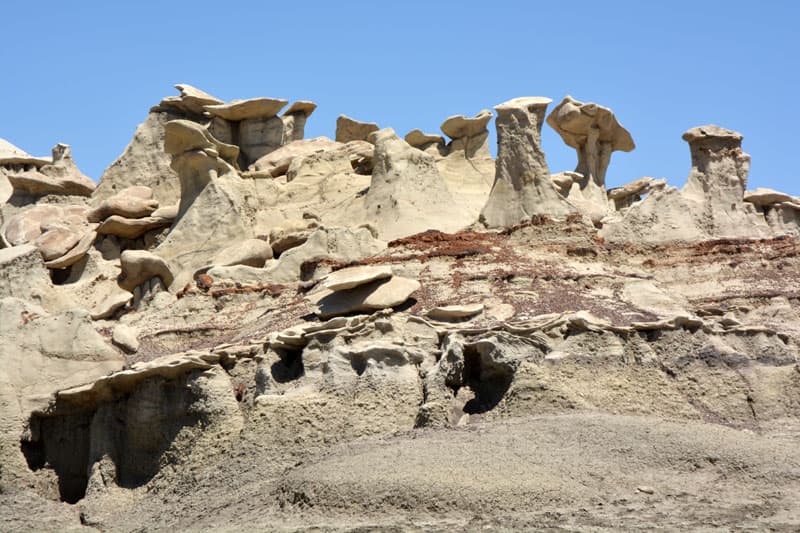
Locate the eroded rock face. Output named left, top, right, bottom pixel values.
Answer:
left=482, top=97, right=574, bottom=227
left=118, top=250, right=174, bottom=292
left=361, top=128, right=473, bottom=240
left=281, top=101, right=317, bottom=143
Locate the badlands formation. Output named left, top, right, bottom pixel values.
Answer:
left=2, top=85, right=800, bottom=531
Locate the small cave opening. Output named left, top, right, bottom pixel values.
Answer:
left=49, top=266, right=73, bottom=285
left=460, top=344, right=515, bottom=415
left=271, top=347, right=305, bottom=383
left=20, top=411, right=93, bottom=504
left=349, top=354, right=367, bottom=376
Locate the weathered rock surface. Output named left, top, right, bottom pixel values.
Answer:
left=358, top=128, right=473, bottom=239
left=281, top=100, right=317, bottom=143
left=482, top=97, right=575, bottom=227
left=204, top=97, right=288, bottom=121
left=211, top=238, right=273, bottom=268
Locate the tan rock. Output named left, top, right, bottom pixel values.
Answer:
left=90, top=288, right=132, bottom=320
left=112, top=324, right=140, bottom=353
left=267, top=219, right=319, bottom=256
left=118, top=250, right=174, bottom=292
left=482, top=97, right=574, bottom=227
left=308, top=276, right=421, bottom=318
left=204, top=97, right=289, bottom=121
left=6, top=144, right=95, bottom=197
left=87, top=187, right=160, bottom=222
left=34, top=227, right=81, bottom=261
left=96, top=214, right=173, bottom=239
left=44, top=229, right=97, bottom=269
left=2, top=204, right=64, bottom=246
left=281, top=101, right=318, bottom=143
left=322, top=265, right=394, bottom=291
left=405, top=129, right=445, bottom=149
left=336, top=115, right=379, bottom=143
left=440, top=109, right=493, bottom=139
left=743, top=188, right=794, bottom=207
left=426, top=303, right=484, bottom=320
left=157, top=84, right=223, bottom=115
left=250, top=137, right=340, bottom=175
left=360, top=128, right=474, bottom=240
left=211, top=239, right=273, bottom=268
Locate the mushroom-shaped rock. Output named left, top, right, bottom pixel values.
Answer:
left=164, top=120, right=240, bottom=216
left=481, top=97, right=575, bottom=227
left=282, top=101, right=318, bottom=143
left=118, top=250, right=174, bottom=292
left=203, top=97, right=289, bottom=121
left=362, top=128, right=473, bottom=239
left=547, top=95, right=634, bottom=188
left=743, top=188, right=795, bottom=207
left=321, top=265, right=393, bottom=291
left=335, top=115, right=379, bottom=144
left=157, top=84, right=223, bottom=115
left=87, top=186, right=160, bottom=222
left=440, top=109, right=493, bottom=159
left=307, top=276, right=420, bottom=319
left=681, top=125, right=750, bottom=204
left=404, top=129, right=445, bottom=149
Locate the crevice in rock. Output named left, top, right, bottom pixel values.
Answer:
left=460, top=344, right=514, bottom=415
left=270, top=347, right=304, bottom=383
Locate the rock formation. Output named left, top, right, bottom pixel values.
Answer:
left=335, top=115, right=379, bottom=143
left=482, top=97, right=575, bottom=227
left=358, top=128, right=473, bottom=239
left=601, top=125, right=771, bottom=243
left=3, top=84, right=800, bottom=532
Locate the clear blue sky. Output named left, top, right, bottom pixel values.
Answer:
left=2, top=1, right=798, bottom=195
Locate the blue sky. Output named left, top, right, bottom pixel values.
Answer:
left=1, top=1, right=798, bottom=194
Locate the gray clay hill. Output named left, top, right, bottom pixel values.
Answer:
left=2, top=86, right=800, bottom=531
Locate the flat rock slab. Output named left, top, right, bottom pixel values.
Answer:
left=204, top=97, right=289, bottom=121
left=0, top=243, right=38, bottom=266
left=97, top=215, right=173, bottom=239
left=426, top=303, right=485, bottom=320
left=309, top=276, right=420, bottom=319
left=322, top=265, right=394, bottom=291
left=744, top=188, right=794, bottom=206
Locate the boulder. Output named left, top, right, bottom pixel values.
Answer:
left=336, top=115, right=379, bottom=143
left=90, top=288, right=133, bottom=320
left=2, top=204, right=66, bottom=246
left=607, top=177, right=667, bottom=210
left=204, top=97, right=289, bottom=121
left=34, top=227, right=81, bottom=261
left=211, top=239, right=273, bottom=268
left=118, top=250, right=174, bottom=292
left=307, top=276, right=421, bottom=319
left=44, top=229, right=97, bottom=269
left=322, top=265, right=393, bottom=291
left=482, top=97, right=575, bottom=227
left=87, top=186, right=160, bottom=222
left=96, top=214, right=173, bottom=239
left=112, top=324, right=140, bottom=353
left=267, top=219, right=319, bottom=256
